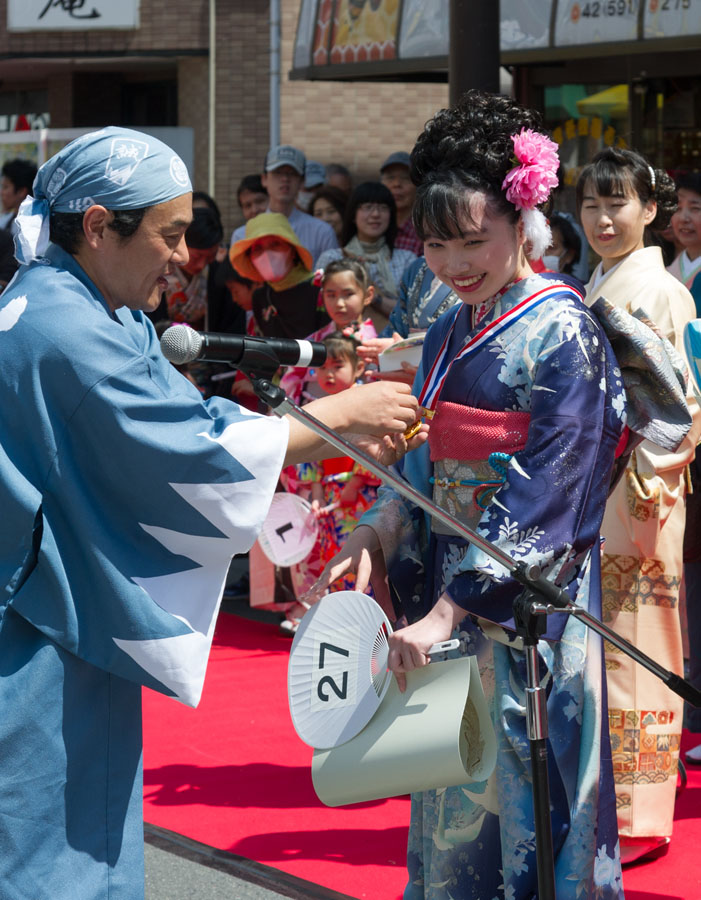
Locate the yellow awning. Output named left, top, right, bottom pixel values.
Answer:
left=576, top=85, right=629, bottom=119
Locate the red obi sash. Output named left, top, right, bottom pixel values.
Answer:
left=428, top=400, right=629, bottom=463
left=428, top=401, right=531, bottom=462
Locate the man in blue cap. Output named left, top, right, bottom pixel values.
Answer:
left=380, top=150, right=423, bottom=256
left=0, top=127, right=420, bottom=899
left=231, top=144, right=338, bottom=265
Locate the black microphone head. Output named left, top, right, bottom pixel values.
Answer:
left=160, top=325, right=202, bottom=365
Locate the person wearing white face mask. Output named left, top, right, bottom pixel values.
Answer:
left=230, top=212, right=330, bottom=340
left=542, top=213, right=582, bottom=279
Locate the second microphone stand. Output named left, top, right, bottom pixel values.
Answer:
left=234, top=354, right=701, bottom=900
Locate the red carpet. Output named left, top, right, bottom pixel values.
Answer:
left=142, top=611, right=701, bottom=899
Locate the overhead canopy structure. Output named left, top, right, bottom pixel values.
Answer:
left=291, top=0, right=701, bottom=81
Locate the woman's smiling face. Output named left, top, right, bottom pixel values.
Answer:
left=579, top=179, right=656, bottom=272
left=422, top=190, right=530, bottom=306
left=672, top=187, right=701, bottom=260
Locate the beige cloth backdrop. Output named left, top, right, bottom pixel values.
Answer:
left=585, top=246, right=700, bottom=838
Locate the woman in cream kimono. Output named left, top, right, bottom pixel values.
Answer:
left=577, top=147, right=701, bottom=864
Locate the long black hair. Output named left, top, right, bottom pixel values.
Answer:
left=341, top=181, right=398, bottom=250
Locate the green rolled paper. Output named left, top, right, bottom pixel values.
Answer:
left=312, top=656, right=496, bottom=807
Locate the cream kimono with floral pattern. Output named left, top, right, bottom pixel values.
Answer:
left=585, top=245, right=701, bottom=840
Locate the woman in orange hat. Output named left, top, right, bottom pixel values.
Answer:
left=230, top=212, right=329, bottom=340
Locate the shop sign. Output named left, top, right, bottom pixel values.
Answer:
left=7, top=0, right=140, bottom=31
left=0, top=113, right=51, bottom=132
left=501, top=0, right=553, bottom=50
left=555, top=1, right=639, bottom=46
left=645, top=0, right=701, bottom=38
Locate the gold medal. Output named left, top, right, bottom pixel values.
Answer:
left=403, top=420, right=423, bottom=440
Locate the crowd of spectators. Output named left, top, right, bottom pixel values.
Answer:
left=2, top=127, right=701, bottom=871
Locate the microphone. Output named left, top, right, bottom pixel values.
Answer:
left=160, top=325, right=327, bottom=368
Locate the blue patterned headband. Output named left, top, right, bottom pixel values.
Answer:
left=15, top=126, right=192, bottom=264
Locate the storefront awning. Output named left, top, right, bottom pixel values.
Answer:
left=576, top=84, right=629, bottom=120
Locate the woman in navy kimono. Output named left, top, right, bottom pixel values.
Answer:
left=309, top=91, right=628, bottom=899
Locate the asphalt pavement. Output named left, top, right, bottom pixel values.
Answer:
left=144, top=825, right=356, bottom=900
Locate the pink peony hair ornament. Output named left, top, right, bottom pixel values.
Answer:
left=312, top=267, right=325, bottom=287
left=502, top=128, right=560, bottom=210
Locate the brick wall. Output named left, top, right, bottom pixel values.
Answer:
left=214, top=0, right=448, bottom=236
left=211, top=1, right=271, bottom=237
left=178, top=56, right=210, bottom=198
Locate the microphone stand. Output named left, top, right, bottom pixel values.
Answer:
left=235, top=355, right=701, bottom=900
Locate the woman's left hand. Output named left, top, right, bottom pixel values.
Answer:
left=388, top=593, right=466, bottom=692
left=371, top=361, right=418, bottom=386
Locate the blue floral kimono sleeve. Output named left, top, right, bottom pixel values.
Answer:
left=442, top=304, right=624, bottom=634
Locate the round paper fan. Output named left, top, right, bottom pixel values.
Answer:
left=257, top=493, right=318, bottom=567
left=288, top=591, right=393, bottom=749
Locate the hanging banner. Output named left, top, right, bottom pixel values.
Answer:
left=292, top=0, right=701, bottom=77
left=8, top=0, right=140, bottom=31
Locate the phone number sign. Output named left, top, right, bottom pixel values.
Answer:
left=645, top=0, right=700, bottom=38
left=556, top=0, right=640, bottom=44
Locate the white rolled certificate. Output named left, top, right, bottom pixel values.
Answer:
left=311, top=655, right=496, bottom=807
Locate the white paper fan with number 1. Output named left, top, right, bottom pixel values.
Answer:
left=257, top=493, right=318, bottom=567
left=288, top=591, right=393, bottom=749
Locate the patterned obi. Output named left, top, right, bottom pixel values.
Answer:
left=428, top=401, right=531, bottom=462
left=428, top=401, right=531, bottom=534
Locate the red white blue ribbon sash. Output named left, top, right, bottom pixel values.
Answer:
left=418, top=281, right=582, bottom=413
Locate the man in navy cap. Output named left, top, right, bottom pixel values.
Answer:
left=231, top=144, right=338, bottom=265
left=297, top=159, right=326, bottom=212
left=380, top=150, right=422, bottom=256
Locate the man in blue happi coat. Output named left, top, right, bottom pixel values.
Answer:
left=0, top=128, right=420, bottom=899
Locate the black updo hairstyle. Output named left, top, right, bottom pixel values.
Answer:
left=575, top=147, right=677, bottom=231
left=410, top=90, right=544, bottom=241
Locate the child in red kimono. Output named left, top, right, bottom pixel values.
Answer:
left=281, top=333, right=381, bottom=634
